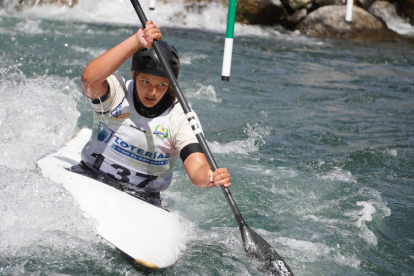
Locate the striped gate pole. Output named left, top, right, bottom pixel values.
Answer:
left=221, top=0, right=237, bottom=81
left=149, top=0, right=156, bottom=10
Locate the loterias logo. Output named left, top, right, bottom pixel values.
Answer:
left=96, top=122, right=114, bottom=143
left=110, top=105, right=130, bottom=119
left=111, top=136, right=170, bottom=165
left=153, top=125, right=169, bottom=138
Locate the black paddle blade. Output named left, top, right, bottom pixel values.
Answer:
left=241, top=225, right=294, bottom=276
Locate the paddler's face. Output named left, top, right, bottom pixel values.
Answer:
left=135, top=73, right=170, bottom=108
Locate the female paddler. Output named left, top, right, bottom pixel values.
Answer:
left=79, top=20, right=231, bottom=206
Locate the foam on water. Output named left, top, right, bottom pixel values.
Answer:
left=0, top=67, right=80, bottom=170
left=187, top=83, right=222, bottom=103
left=370, top=1, right=414, bottom=36
left=209, top=138, right=258, bottom=155
left=355, top=201, right=378, bottom=245
left=1, top=0, right=413, bottom=45
left=0, top=169, right=98, bottom=256
left=71, top=45, right=107, bottom=59
left=279, top=237, right=360, bottom=267
left=343, top=188, right=391, bottom=246
left=0, top=68, right=114, bottom=273
left=208, top=123, right=270, bottom=154
left=4, top=0, right=228, bottom=31
left=15, top=18, right=43, bottom=34
left=385, top=148, right=397, bottom=157
left=0, top=0, right=326, bottom=44
left=180, top=53, right=208, bottom=65
left=318, top=167, right=357, bottom=183
left=263, top=161, right=392, bottom=272
left=160, top=189, right=198, bottom=256
left=267, top=167, right=299, bottom=179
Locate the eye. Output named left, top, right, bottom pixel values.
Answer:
left=157, top=83, right=168, bottom=88
left=141, top=79, right=150, bottom=85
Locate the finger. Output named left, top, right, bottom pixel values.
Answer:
left=214, top=180, right=231, bottom=188
left=153, top=32, right=162, bottom=40
left=144, top=22, right=157, bottom=31
left=143, top=20, right=153, bottom=29
left=144, top=27, right=159, bottom=36
left=213, top=175, right=230, bottom=186
left=144, top=24, right=156, bottom=31
left=213, top=168, right=228, bottom=178
left=144, top=29, right=162, bottom=41
left=147, top=32, right=162, bottom=41
left=146, top=32, right=154, bottom=41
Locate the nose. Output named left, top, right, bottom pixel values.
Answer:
left=147, top=85, right=157, bottom=96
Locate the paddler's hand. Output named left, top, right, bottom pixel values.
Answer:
left=209, top=168, right=231, bottom=188
left=135, top=20, right=162, bottom=49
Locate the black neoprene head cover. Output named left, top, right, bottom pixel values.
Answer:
left=131, top=40, right=180, bottom=78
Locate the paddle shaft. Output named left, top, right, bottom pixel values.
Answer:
left=130, top=0, right=248, bottom=229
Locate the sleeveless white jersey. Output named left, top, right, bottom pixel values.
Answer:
left=81, top=75, right=201, bottom=192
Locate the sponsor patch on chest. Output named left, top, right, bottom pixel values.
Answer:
left=111, top=136, right=170, bottom=165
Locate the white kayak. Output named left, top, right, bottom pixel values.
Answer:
left=37, top=128, right=184, bottom=269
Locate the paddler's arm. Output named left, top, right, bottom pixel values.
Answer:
left=81, top=20, right=162, bottom=99
left=184, top=152, right=231, bottom=188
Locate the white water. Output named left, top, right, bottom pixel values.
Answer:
left=2, top=0, right=413, bottom=37
left=369, top=1, right=414, bottom=36
left=0, top=68, right=102, bottom=272
left=0, top=67, right=80, bottom=170
left=0, top=1, right=412, bottom=275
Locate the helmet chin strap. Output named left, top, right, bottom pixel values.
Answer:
left=133, top=82, right=172, bottom=118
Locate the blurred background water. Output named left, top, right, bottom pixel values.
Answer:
left=1, top=1, right=413, bottom=275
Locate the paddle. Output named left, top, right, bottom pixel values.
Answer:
left=130, top=1, right=294, bottom=275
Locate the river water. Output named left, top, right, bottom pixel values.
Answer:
left=1, top=1, right=413, bottom=275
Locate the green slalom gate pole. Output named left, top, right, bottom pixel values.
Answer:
left=221, top=0, right=237, bottom=81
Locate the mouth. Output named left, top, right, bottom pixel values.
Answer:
left=145, top=97, right=156, bottom=102
left=142, top=97, right=158, bottom=106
